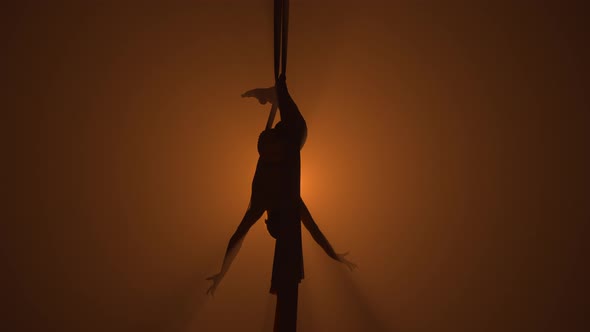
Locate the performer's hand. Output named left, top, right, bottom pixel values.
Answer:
left=206, top=272, right=223, bottom=296
left=336, top=252, right=357, bottom=271
left=241, top=86, right=277, bottom=105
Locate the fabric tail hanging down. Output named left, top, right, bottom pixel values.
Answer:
left=269, top=1, right=303, bottom=332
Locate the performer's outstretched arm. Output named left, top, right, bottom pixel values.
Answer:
left=300, top=199, right=357, bottom=271
left=207, top=206, right=265, bottom=295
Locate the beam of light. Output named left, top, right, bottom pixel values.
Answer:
left=261, top=294, right=277, bottom=332
left=327, top=265, right=393, bottom=331
left=304, top=243, right=393, bottom=332
left=135, top=259, right=220, bottom=332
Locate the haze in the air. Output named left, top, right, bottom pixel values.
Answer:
left=3, top=1, right=587, bottom=331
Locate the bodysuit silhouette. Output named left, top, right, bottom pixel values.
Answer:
left=207, top=75, right=355, bottom=297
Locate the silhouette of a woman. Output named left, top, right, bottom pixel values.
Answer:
left=207, top=75, right=355, bottom=331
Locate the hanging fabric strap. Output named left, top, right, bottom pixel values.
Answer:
left=274, top=0, right=288, bottom=80
left=266, top=0, right=289, bottom=130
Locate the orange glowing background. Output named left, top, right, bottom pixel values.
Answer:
left=4, top=1, right=588, bottom=332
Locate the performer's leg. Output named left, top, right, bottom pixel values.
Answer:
left=273, top=282, right=299, bottom=332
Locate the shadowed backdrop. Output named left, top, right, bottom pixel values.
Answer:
left=4, top=1, right=588, bottom=331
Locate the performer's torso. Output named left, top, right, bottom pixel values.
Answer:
left=253, top=122, right=306, bottom=293
left=252, top=126, right=301, bottom=210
